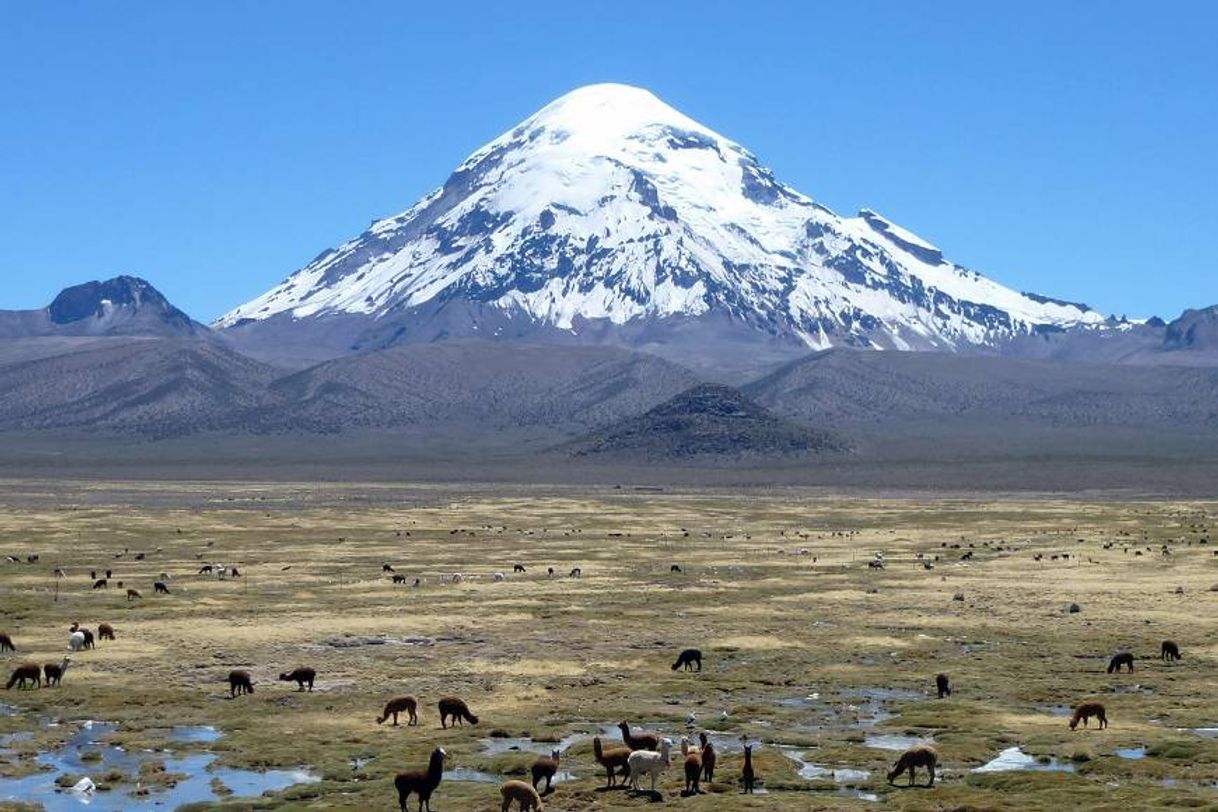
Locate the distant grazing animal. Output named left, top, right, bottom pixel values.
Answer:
left=54, top=567, right=67, bottom=578
left=681, top=736, right=703, bottom=795
left=69, top=624, right=94, bottom=650
left=377, top=695, right=419, bottom=726
left=672, top=648, right=702, bottom=672
left=868, top=559, right=885, bottom=569
left=569, top=567, right=581, bottom=578
left=0, top=633, right=14, bottom=652
left=438, top=696, right=478, bottom=728
left=92, top=578, right=108, bottom=590
left=1069, top=701, right=1108, bottom=730
left=68, top=631, right=87, bottom=652
left=699, top=732, right=716, bottom=782
left=126, top=588, right=142, bottom=601
left=936, top=673, right=951, bottom=698
left=628, top=737, right=672, bottom=792
left=105, top=569, right=112, bottom=579
left=1107, top=652, right=1135, bottom=673
left=394, top=746, right=446, bottom=812
left=493, top=572, right=505, bottom=582
left=227, top=669, right=254, bottom=697
left=1161, top=640, right=1181, bottom=662
left=97, top=623, right=115, bottom=641
left=90, top=570, right=96, bottom=579
left=500, top=779, right=544, bottom=811
left=382, top=563, right=395, bottom=573
left=619, top=720, right=659, bottom=751
left=513, top=564, right=526, bottom=573
left=198, top=565, right=213, bottom=575
left=43, top=657, right=71, bottom=687
left=6, top=663, right=41, bottom=689
left=412, top=578, right=421, bottom=587
left=451, top=573, right=463, bottom=584
left=392, top=574, right=407, bottom=584
left=671, top=564, right=682, bottom=573
left=593, top=736, right=631, bottom=787
left=887, top=744, right=937, bottom=787
left=741, top=743, right=756, bottom=793
left=546, top=567, right=554, bottom=578
left=154, top=581, right=170, bottom=594
left=531, top=748, right=560, bottom=793
left=278, top=667, right=316, bottom=691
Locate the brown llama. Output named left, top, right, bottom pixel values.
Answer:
left=438, top=696, right=478, bottom=728
left=936, top=673, right=951, bottom=698
left=98, top=623, right=115, bottom=641
left=395, top=746, right=446, bottom=812
left=593, top=735, right=631, bottom=787
left=530, top=749, right=560, bottom=794
left=1161, top=640, right=1181, bottom=662
left=699, top=732, right=716, bottom=782
left=43, top=657, right=71, bottom=687
left=126, top=588, right=142, bottom=601
left=1069, top=701, right=1108, bottom=730
left=672, top=648, right=702, bottom=672
left=0, top=632, right=14, bottom=652
left=278, top=667, right=316, bottom=691
left=1107, top=652, right=1134, bottom=673
left=227, top=669, right=254, bottom=697
left=619, top=720, right=659, bottom=751
left=6, top=663, right=41, bottom=689
left=741, top=743, right=756, bottom=793
left=682, top=736, right=703, bottom=795
left=887, top=744, right=937, bottom=787
left=154, top=581, right=170, bottom=594
left=500, top=779, right=544, bottom=811
left=392, top=574, right=407, bottom=584
left=92, top=578, right=107, bottom=590
left=378, top=695, right=419, bottom=726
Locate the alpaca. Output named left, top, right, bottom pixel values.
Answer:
left=451, top=573, right=463, bottom=584
left=1107, top=652, right=1135, bottom=673
left=154, top=581, right=170, bottom=594
left=741, top=742, right=756, bottom=793
left=569, top=567, right=581, bottom=578
left=438, top=696, right=478, bottom=728
left=618, top=720, right=659, bottom=751
left=681, top=736, right=702, bottom=795
left=593, top=735, right=631, bottom=787
left=394, top=747, right=446, bottom=812
left=43, top=657, right=71, bottom=687
left=500, top=779, right=544, bottom=811
left=0, top=632, right=14, bottom=652
left=198, top=565, right=213, bottom=575
left=97, top=623, right=115, bottom=641
left=530, top=749, right=560, bottom=794
left=699, top=732, right=716, bottom=783
left=628, top=737, right=672, bottom=792
left=672, top=649, right=702, bottom=672
left=887, top=744, right=937, bottom=787
left=126, top=588, right=142, bottom=601
left=6, top=663, right=41, bottom=689
left=1161, top=640, right=1181, bottom=662
left=493, top=572, right=506, bottom=582
left=936, top=673, right=951, bottom=698
left=377, top=695, right=419, bottom=726
left=227, top=669, right=254, bottom=697
left=1069, top=701, right=1108, bottom=730
left=382, top=563, right=396, bottom=573
left=671, top=564, right=682, bottom=573
left=392, top=574, right=407, bottom=584
left=92, top=578, right=108, bottom=590
left=68, top=631, right=87, bottom=652
left=513, top=564, right=526, bottom=573
left=278, top=667, right=316, bottom=691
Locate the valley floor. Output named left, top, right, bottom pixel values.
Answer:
left=1, top=481, right=1217, bottom=811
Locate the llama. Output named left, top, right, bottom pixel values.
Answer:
left=97, top=623, right=115, bottom=642
left=278, top=667, right=316, bottom=691
left=1107, top=652, right=1135, bottom=673
left=6, top=663, right=41, bottom=689
left=672, top=649, right=702, bottom=672
left=681, top=736, right=702, bottom=795
left=68, top=631, right=87, bottom=652
left=438, top=696, right=478, bottom=728
left=198, top=565, right=213, bottom=575
left=530, top=749, right=560, bottom=794
left=887, top=744, right=937, bottom=787
left=126, top=588, right=142, bottom=601
left=377, top=695, right=419, bottom=726
left=69, top=624, right=94, bottom=650
left=569, top=567, right=581, bottom=578
left=628, top=737, right=672, bottom=793
left=1161, top=640, right=1182, bottom=662
left=382, top=563, right=396, bottom=573
left=513, top=564, right=526, bottom=573
left=741, top=742, right=756, bottom=793
left=0, top=632, right=15, bottom=652
left=394, top=747, right=446, bottom=812
left=619, top=720, right=659, bottom=751
left=1069, top=701, right=1108, bottom=730
left=92, top=578, right=108, bottom=590
left=593, top=736, right=631, bottom=787
left=699, top=732, right=716, bottom=783
left=500, top=779, right=544, bottom=811
left=43, top=657, right=71, bottom=687
left=493, top=572, right=506, bottom=582
left=392, top=574, right=407, bottom=584
left=671, top=564, right=682, bottom=573
left=154, top=581, right=170, bottom=594
left=936, top=673, right=951, bottom=698
left=227, top=669, right=254, bottom=697
left=451, top=573, right=463, bottom=584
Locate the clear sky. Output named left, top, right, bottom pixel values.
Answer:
left=2, top=2, right=1215, bottom=322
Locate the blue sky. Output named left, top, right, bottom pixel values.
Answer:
left=2, top=2, right=1215, bottom=321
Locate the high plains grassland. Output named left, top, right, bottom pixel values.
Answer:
left=1, top=480, right=1218, bottom=811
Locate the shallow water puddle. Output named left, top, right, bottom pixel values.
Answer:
left=780, top=748, right=871, bottom=783
left=168, top=725, right=221, bottom=744
left=972, top=747, right=1075, bottom=773
left=447, top=767, right=501, bottom=783
left=1115, top=746, right=1147, bottom=760
left=481, top=732, right=587, bottom=756
left=863, top=733, right=935, bottom=751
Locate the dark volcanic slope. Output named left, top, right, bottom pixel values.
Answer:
left=567, top=383, right=846, bottom=459
left=745, top=348, right=1218, bottom=428
left=0, top=276, right=208, bottom=339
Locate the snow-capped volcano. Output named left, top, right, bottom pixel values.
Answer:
left=217, top=83, right=1104, bottom=365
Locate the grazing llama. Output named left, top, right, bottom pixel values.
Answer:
left=887, top=744, right=937, bottom=787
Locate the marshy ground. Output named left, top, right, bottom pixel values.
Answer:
left=1, top=480, right=1217, bottom=810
